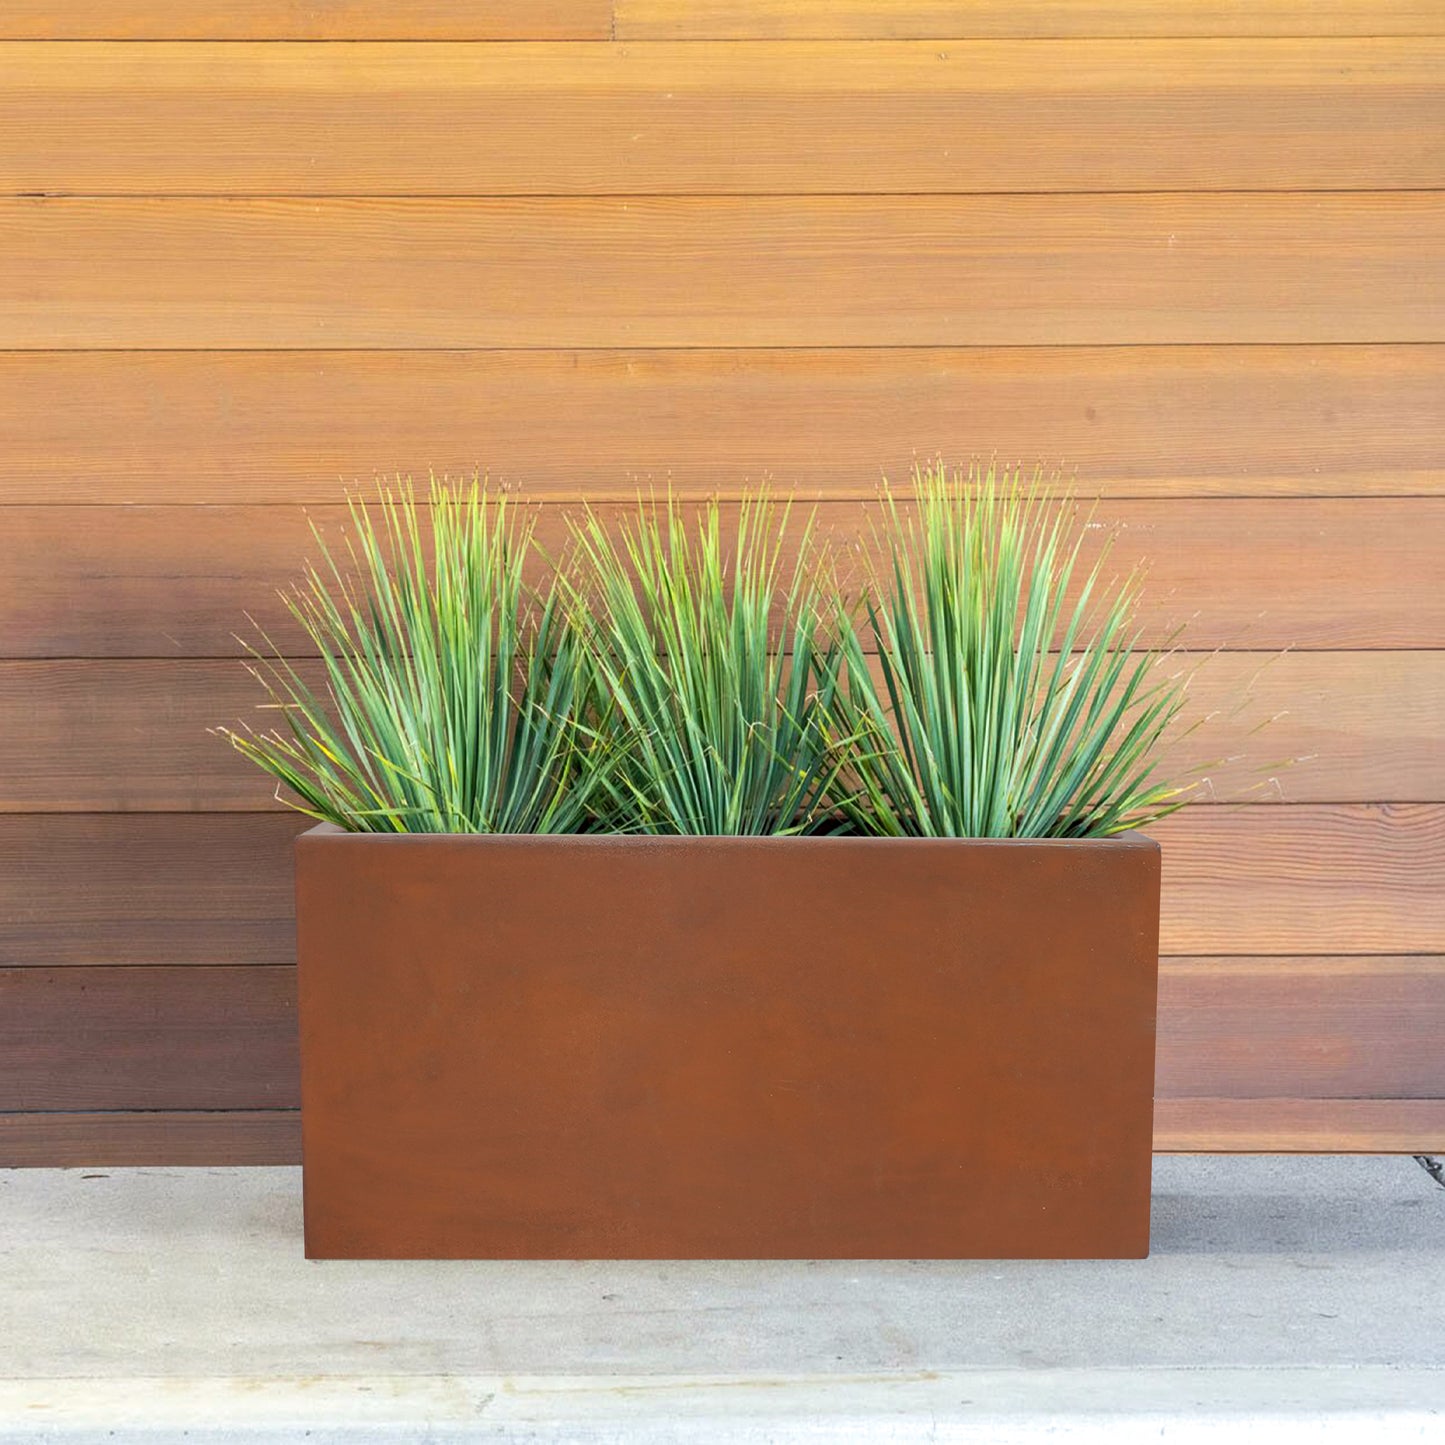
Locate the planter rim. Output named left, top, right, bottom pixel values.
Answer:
left=299, top=822, right=1157, bottom=851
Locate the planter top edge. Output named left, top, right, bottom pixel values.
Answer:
left=297, top=823, right=1160, bottom=852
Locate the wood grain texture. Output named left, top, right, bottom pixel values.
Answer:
left=1153, top=806, right=1445, bottom=956
left=0, top=966, right=297, bottom=1110
left=1168, top=652, right=1445, bottom=808
left=615, top=1, right=1445, bottom=40
left=5, top=195, right=1441, bottom=349
left=1, top=807, right=1439, bottom=965
left=3, top=1100, right=1440, bottom=1164
left=1155, top=957, right=1445, bottom=1099
left=5, top=346, right=1443, bottom=505
left=9, top=40, right=1441, bottom=195
left=2, top=958, right=1437, bottom=1114
left=1153, top=1098, right=1445, bottom=1152
left=0, top=814, right=304, bottom=967
left=3, top=1, right=1436, bottom=41
left=3, top=652, right=1441, bottom=812
left=0, top=1110, right=300, bottom=1167
left=2, top=499, right=1438, bottom=657
left=3, top=6, right=1437, bottom=1163
left=0, top=0, right=610, bottom=40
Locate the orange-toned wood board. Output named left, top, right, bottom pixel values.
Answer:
left=1, top=500, right=1438, bottom=657
left=4, top=196, right=1441, bottom=349
left=0, top=0, right=610, bottom=40
left=1154, top=957, right=1445, bottom=1100
left=1153, top=1099, right=1445, bottom=1153
left=1153, top=806, right=1445, bottom=957
left=2, top=652, right=1441, bottom=811
left=0, top=807, right=1439, bottom=965
left=7, top=40, right=1440, bottom=195
left=4, top=347, right=1442, bottom=505
left=5, top=0, right=1438, bottom=41
left=614, top=0, right=1445, bottom=40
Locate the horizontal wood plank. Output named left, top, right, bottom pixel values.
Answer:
left=615, top=1, right=1445, bottom=40
left=2, top=958, right=1439, bottom=1112
left=0, top=814, right=305, bottom=967
left=0, top=966, right=297, bottom=1110
left=5, top=195, right=1441, bottom=349
left=4, top=1098, right=1441, bottom=1164
left=1155, top=957, right=1445, bottom=1100
left=5, top=1, right=1436, bottom=42
left=3, top=652, right=1441, bottom=812
left=5, top=346, right=1443, bottom=504
left=0, top=1110, right=300, bottom=1167
left=1153, top=1098, right=1445, bottom=1152
left=1, top=499, right=1437, bottom=657
left=0, top=1, right=610, bottom=40
left=1168, top=652, right=1445, bottom=807
left=1153, top=806, right=1445, bottom=956
left=1, top=807, right=1440, bottom=965
left=8, top=40, right=1441, bottom=195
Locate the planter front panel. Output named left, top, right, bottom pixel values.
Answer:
left=296, top=830, right=1160, bottom=1259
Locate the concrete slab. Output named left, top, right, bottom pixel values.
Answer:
left=0, top=1156, right=1441, bottom=1440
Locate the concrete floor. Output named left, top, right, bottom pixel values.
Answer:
left=0, top=1156, right=1441, bottom=1440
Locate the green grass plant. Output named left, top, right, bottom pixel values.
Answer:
left=221, top=481, right=602, bottom=833
left=566, top=493, right=846, bottom=835
left=828, top=461, right=1195, bottom=838
left=224, top=466, right=1198, bottom=839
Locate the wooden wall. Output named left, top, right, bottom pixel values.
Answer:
left=2, top=1, right=1442, bottom=1163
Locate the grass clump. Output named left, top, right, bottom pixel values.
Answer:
left=220, top=482, right=601, bottom=833
left=568, top=493, right=846, bottom=835
left=224, top=466, right=1198, bottom=839
left=830, top=460, right=1194, bottom=838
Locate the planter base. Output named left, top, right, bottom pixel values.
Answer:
left=296, top=830, right=1160, bottom=1259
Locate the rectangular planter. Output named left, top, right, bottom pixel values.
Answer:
left=296, top=827, right=1160, bottom=1259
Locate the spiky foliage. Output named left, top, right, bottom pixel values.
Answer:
left=568, top=493, right=845, bottom=835
left=831, top=461, right=1194, bottom=838
left=220, top=482, right=602, bottom=833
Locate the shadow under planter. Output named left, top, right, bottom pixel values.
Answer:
left=295, top=829, right=1161, bottom=1260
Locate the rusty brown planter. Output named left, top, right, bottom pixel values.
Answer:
left=295, top=826, right=1160, bottom=1260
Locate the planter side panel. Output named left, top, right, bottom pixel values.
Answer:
left=296, top=833, right=1160, bottom=1259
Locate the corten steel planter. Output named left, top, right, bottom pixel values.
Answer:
left=295, top=826, right=1161, bottom=1260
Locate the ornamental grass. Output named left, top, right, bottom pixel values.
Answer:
left=225, top=466, right=1196, bottom=838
